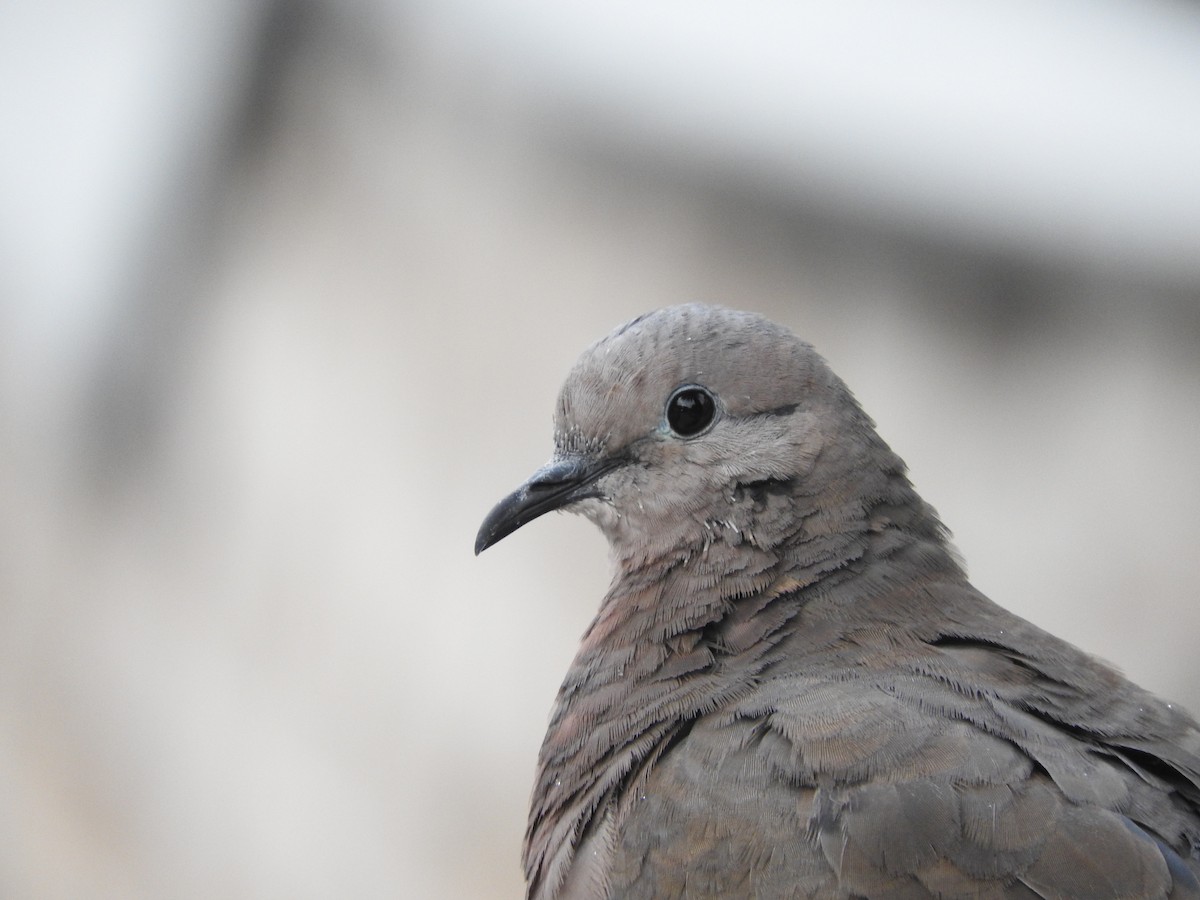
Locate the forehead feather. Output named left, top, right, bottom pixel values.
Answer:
left=554, top=305, right=818, bottom=451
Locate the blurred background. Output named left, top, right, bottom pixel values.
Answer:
left=2, top=1, right=1199, bottom=897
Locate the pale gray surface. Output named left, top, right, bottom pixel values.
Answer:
left=1, top=2, right=1198, bottom=898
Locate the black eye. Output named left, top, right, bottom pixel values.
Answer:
left=666, top=386, right=717, bottom=437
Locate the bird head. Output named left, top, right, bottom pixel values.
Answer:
left=475, top=305, right=885, bottom=565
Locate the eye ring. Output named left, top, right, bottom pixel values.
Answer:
left=665, top=385, right=718, bottom=437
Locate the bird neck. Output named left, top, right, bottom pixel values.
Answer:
left=523, top=453, right=961, bottom=897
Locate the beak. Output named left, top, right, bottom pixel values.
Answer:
left=475, top=455, right=622, bottom=555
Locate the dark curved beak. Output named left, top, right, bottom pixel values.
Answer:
left=474, top=455, right=622, bottom=555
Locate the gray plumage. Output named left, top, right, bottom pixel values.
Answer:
left=475, top=304, right=1200, bottom=899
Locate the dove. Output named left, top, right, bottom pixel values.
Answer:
left=475, top=304, right=1200, bottom=899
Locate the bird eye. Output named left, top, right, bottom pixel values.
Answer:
left=666, top=386, right=717, bottom=437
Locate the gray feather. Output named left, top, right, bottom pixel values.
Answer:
left=478, top=305, right=1200, bottom=899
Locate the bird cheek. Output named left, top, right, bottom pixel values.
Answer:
left=576, top=497, right=621, bottom=533
left=706, top=424, right=822, bottom=485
